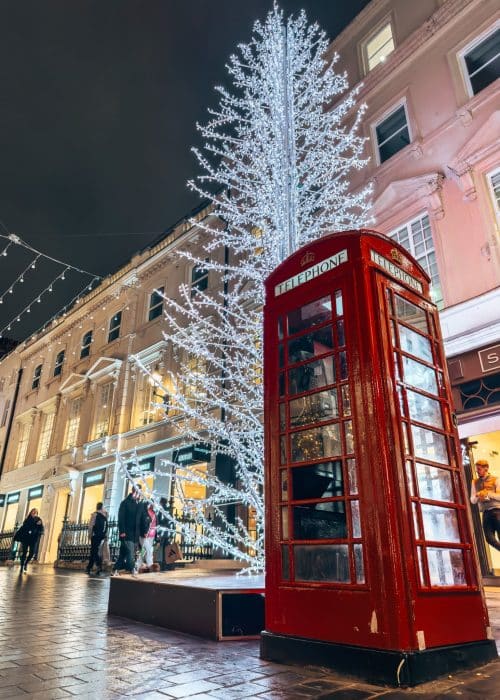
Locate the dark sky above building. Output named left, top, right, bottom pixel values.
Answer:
left=0, top=0, right=369, bottom=342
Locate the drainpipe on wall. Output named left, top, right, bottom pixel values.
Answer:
left=0, top=367, right=23, bottom=480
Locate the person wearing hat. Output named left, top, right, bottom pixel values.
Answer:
left=470, top=459, right=500, bottom=551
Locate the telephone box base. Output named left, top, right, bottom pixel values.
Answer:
left=260, top=631, right=497, bottom=687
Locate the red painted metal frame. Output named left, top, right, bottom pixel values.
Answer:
left=263, top=229, right=491, bottom=653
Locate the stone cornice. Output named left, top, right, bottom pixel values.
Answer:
left=371, top=172, right=445, bottom=226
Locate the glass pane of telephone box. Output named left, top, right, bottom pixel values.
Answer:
left=288, top=296, right=332, bottom=335
left=394, top=295, right=428, bottom=332
left=399, top=324, right=432, bottom=363
left=289, top=389, right=338, bottom=428
left=294, top=544, right=349, bottom=582
left=416, top=463, right=453, bottom=502
left=421, top=504, right=460, bottom=543
left=288, top=327, right=333, bottom=364
left=427, top=547, right=466, bottom=586
left=291, top=460, right=343, bottom=501
left=406, top=389, right=443, bottom=429
left=402, top=356, right=438, bottom=394
left=288, top=357, right=335, bottom=395
left=411, top=425, right=448, bottom=464
left=293, top=502, right=346, bottom=540
left=290, top=423, right=341, bottom=462
left=354, top=543, right=365, bottom=583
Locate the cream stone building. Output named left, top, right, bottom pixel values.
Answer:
left=329, top=0, right=499, bottom=575
left=0, top=203, right=223, bottom=563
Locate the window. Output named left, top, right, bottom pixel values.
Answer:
left=1, top=399, right=10, bottom=427
left=390, top=214, right=443, bottom=307
left=15, top=422, right=32, bottom=468
left=461, top=26, right=500, bottom=96
left=93, top=383, right=113, bottom=438
left=363, top=21, right=395, bottom=72
left=191, top=260, right=209, bottom=297
left=148, top=288, right=164, bottom=321
left=32, top=364, right=42, bottom=390
left=488, top=169, right=500, bottom=221
left=2, top=492, right=20, bottom=532
left=375, top=104, right=410, bottom=163
left=37, top=412, right=55, bottom=461
left=80, top=330, right=93, bottom=359
left=80, top=469, right=105, bottom=522
left=53, top=350, right=65, bottom=377
left=108, top=312, right=122, bottom=343
left=65, top=396, right=82, bottom=449
left=138, top=370, right=166, bottom=426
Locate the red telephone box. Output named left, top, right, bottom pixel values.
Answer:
left=261, top=230, right=496, bottom=686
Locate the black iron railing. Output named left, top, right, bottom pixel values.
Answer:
left=0, top=526, right=17, bottom=562
left=57, top=512, right=213, bottom=563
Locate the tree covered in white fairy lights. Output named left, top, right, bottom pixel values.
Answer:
left=124, top=4, right=371, bottom=573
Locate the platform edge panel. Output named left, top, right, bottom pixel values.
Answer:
left=260, top=631, right=499, bottom=687
left=108, top=576, right=218, bottom=639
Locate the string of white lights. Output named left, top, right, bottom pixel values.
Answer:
left=0, top=225, right=102, bottom=342
left=33, top=275, right=101, bottom=340
left=0, top=254, right=41, bottom=304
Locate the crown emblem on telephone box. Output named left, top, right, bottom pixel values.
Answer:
left=390, top=248, right=404, bottom=265
left=300, top=251, right=315, bottom=267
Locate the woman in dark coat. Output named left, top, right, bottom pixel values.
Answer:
left=15, top=509, right=44, bottom=572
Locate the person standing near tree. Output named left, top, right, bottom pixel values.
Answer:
left=112, top=486, right=141, bottom=576
left=470, top=459, right=500, bottom=551
left=136, top=502, right=156, bottom=572
left=14, top=509, right=44, bottom=573
left=86, top=502, right=108, bottom=576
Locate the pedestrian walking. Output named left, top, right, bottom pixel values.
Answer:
left=14, top=509, right=44, bottom=573
left=470, top=459, right=500, bottom=551
left=136, top=502, right=156, bottom=572
left=86, top=502, right=108, bottom=576
left=112, top=486, right=141, bottom=575
left=157, top=496, right=171, bottom=571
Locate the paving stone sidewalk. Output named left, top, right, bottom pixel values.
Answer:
left=0, top=565, right=499, bottom=699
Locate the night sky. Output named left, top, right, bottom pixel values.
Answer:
left=0, top=0, right=369, bottom=343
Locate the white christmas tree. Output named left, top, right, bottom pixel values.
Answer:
left=125, top=4, right=371, bottom=573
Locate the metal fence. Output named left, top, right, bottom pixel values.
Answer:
left=0, top=527, right=17, bottom=562
left=57, top=512, right=213, bottom=563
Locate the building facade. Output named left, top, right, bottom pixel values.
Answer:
left=329, top=0, right=499, bottom=574
left=0, top=204, right=224, bottom=563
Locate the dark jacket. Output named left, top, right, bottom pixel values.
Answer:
left=118, top=494, right=140, bottom=541
left=89, top=510, right=108, bottom=540
left=15, top=515, right=44, bottom=545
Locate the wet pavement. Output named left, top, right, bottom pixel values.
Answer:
left=0, top=564, right=499, bottom=699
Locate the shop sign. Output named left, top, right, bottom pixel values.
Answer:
left=6, top=491, right=20, bottom=504
left=28, top=485, right=43, bottom=500
left=478, top=344, right=500, bottom=373
left=83, top=469, right=106, bottom=487
left=370, top=249, right=423, bottom=294
left=0, top=494, right=5, bottom=507
left=274, top=249, right=348, bottom=297
left=173, top=443, right=211, bottom=465
left=128, top=456, right=155, bottom=475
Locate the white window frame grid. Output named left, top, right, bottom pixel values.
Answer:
left=487, top=167, right=500, bottom=224
left=458, top=21, right=500, bottom=98
left=148, top=287, right=164, bottom=322
left=190, top=260, right=210, bottom=297
left=93, top=382, right=113, bottom=438
left=389, top=212, right=443, bottom=307
left=32, top=364, right=43, bottom=390
left=372, top=99, right=411, bottom=166
left=37, top=411, right=55, bottom=461
left=108, top=311, right=122, bottom=343
left=362, top=18, right=395, bottom=74
left=65, top=396, right=82, bottom=449
left=15, top=422, right=32, bottom=468
left=53, top=350, right=65, bottom=377
left=80, top=330, right=93, bottom=359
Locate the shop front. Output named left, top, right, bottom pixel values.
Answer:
left=449, top=343, right=500, bottom=581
